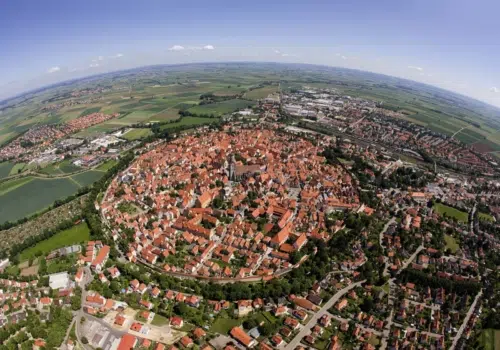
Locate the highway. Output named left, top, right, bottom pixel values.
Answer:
left=284, top=281, right=365, bottom=350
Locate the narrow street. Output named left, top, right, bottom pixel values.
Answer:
left=450, top=290, right=482, bottom=350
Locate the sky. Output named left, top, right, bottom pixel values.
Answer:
left=1, top=0, right=500, bottom=107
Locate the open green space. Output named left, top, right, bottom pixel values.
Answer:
left=479, top=328, right=500, bottom=350
left=479, top=212, right=495, bottom=222
left=70, top=170, right=105, bottom=187
left=444, top=234, right=460, bottom=253
left=122, top=128, right=152, bottom=141
left=433, top=203, right=469, bottom=223
left=159, top=116, right=220, bottom=131
left=209, top=317, right=242, bottom=335
left=19, top=222, right=90, bottom=261
left=96, top=159, right=118, bottom=171
left=0, top=161, right=15, bottom=179
left=188, top=99, right=255, bottom=116
left=0, top=178, right=80, bottom=224
left=151, top=314, right=169, bottom=326
left=244, top=85, right=279, bottom=100
left=9, top=162, right=26, bottom=175
left=0, top=176, right=34, bottom=195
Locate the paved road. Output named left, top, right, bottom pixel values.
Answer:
left=450, top=290, right=482, bottom=350
left=284, top=281, right=365, bottom=350
left=380, top=217, right=396, bottom=277
left=397, top=245, right=424, bottom=274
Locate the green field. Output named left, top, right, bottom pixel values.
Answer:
left=444, top=234, right=460, bottom=253
left=0, top=178, right=80, bottom=224
left=479, top=329, right=500, bottom=350
left=433, top=203, right=469, bottom=223
left=96, top=159, right=118, bottom=171
left=122, top=128, right=152, bottom=140
left=479, top=212, right=495, bottom=222
left=0, top=176, right=34, bottom=195
left=19, top=222, right=90, bottom=261
left=188, top=99, right=255, bottom=116
left=71, top=170, right=105, bottom=187
left=244, top=85, right=279, bottom=100
left=209, top=317, right=242, bottom=335
left=151, top=314, right=169, bottom=326
left=0, top=162, right=15, bottom=179
left=9, top=163, right=26, bottom=175
left=159, top=116, right=220, bottom=131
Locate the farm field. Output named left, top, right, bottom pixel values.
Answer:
left=122, top=128, right=152, bottom=140
left=244, top=85, right=279, bottom=100
left=0, top=195, right=88, bottom=251
left=0, top=161, right=14, bottom=179
left=159, top=116, right=220, bottom=131
left=0, top=168, right=104, bottom=224
left=433, top=203, right=469, bottom=223
left=9, top=162, right=26, bottom=175
left=71, top=170, right=105, bottom=187
left=19, top=222, right=90, bottom=261
left=479, top=329, right=500, bottom=350
left=0, top=178, right=80, bottom=224
left=96, top=159, right=118, bottom=171
left=187, top=99, right=255, bottom=116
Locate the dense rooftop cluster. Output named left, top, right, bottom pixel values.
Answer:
left=101, top=128, right=359, bottom=279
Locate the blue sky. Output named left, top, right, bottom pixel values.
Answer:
left=1, top=0, right=500, bottom=107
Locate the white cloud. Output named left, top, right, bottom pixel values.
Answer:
left=203, top=45, right=215, bottom=50
left=169, top=45, right=185, bottom=51
left=341, top=56, right=348, bottom=60
left=274, top=49, right=281, bottom=54
left=47, top=66, right=60, bottom=73
left=490, top=87, right=499, bottom=93
left=98, top=56, right=104, bottom=61
left=89, top=63, right=100, bottom=68
left=408, top=65, right=424, bottom=71
left=115, top=53, right=123, bottom=58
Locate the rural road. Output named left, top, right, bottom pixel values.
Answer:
left=449, top=290, right=482, bottom=350
left=284, top=280, right=365, bottom=350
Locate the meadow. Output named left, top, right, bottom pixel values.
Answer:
left=243, top=85, right=279, bottom=100
left=122, top=128, right=152, bottom=140
left=159, top=116, right=220, bottom=131
left=0, top=169, right=105, bottom=224
left=19, top=222, right=90, bottom=261
left=0, top=178, right=80, bottom=224
left=187, top=99, right=255, bottom=116
left=433, top=203, right=469, bottom=223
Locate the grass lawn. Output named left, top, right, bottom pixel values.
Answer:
left=433, top=203, right=469, bottom=223
left=122, top=128, right=152, bottom=141
left=96, top=159, right=118, bottom=172
left=9, top=163, right=26, bottom=175
left=479, top=328, right=500, bottom=350
left=151, top=314, right=169, bottom=326
left=209, top=317, right=242, bottom=335
left=444, top=234, right=460, bottom=254
left=479, top=212, right=495, bottom=222
left=19, top=222, right=90, bottom=261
